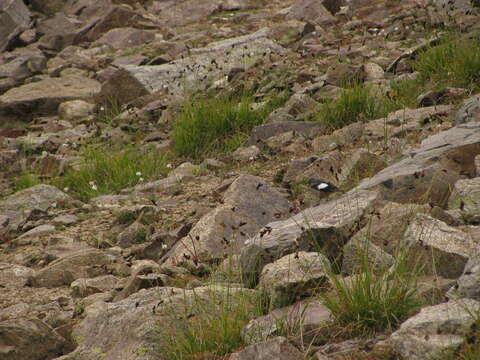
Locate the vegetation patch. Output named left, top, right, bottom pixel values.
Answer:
left=57, top=145, right=169, bottom=201
left=319, top=244, right=421, bottom=334
left=315, top=83, right=398, bottom=130
left=14, top=171, right=41, bottom=192
left=172, top=95, right=267, bottom=159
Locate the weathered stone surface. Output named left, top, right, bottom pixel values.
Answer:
left=389, top=299, right=480, bottom=360
left=149, top=0, right=222, bottom=27
left=0, top=75, right=101, bottom=121
left=58, top=100, right=95, bottom=121
left=243, top=300, right=331, bottom=345
left=100, top=29, right=286, bottom=104
left=93, top=27, right=155, bottom=50
left=0, top=262, right=35, bottom=287
left=342, top=235, right=394, bottom=275
left=259, top=252, right=329, bottom=307
left=231, top=145, right=261, bottom=161
left=286, top=0, right=335, bottom=25
left=247, top=121, right=322, bottom=147
left=325, top=63, right=365, bottom=86
left=312, top=121, right=364, bottom=153
left=447, top=258, right=480, bottom=300
left=166, top=174, right=292, bottom=264
left=117, top=221, right=147, bottom=248
left=357, top=122, right=480, bottom=206
left=0, top=317, right=67, bottom=360
left=240, top=190, right=379, bottom=284
left=30, top=249, right=121, bottom=288
left=0, top=184, right=71, bottom=231
left=0, top=54, right=46, bottom=93
left=455, top=94, right=480, bottom=124
left=403, top=214, right=476, bottom=279
left=71, top=275, right=119, bottom=298
left=229, top=336, right=303, bottom=360
left=0, top=0, right=31, bottom=52
left=448, top=178, right=480, bottom=224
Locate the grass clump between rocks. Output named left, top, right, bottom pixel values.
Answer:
left=161, top=287, right=268, bottom=360
left=319, top=244, right=421, bottom=334
left=172, top=96, right=266, bottom=159
left=57, top=145, right=169, bottom=201
left=315, top=83, right=398, bottom=130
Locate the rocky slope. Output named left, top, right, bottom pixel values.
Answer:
left=2, top=0, right=480, bottom=359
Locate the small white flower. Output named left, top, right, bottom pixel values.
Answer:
left=89, top=181, right=95, bottom=186
left=249, top=156, right=254, bottom=161
left=63, top=187, right=69, bottom=192
left=139, top=177, right=144, bottom=182
left=100, top=106, right=105, bottom=111
left=42, top=151, right=48, bottom=156
left=136, top=171, right=142, bottom=176
left=162, top=244, right=168, bottom=249
left=166, top=163, right=173, bottom=169
left=91, top=184, right=98, bottom=191
left=62, top=143, right=68, bottom=147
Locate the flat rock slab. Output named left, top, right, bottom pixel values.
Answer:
left=0, top=75, right=101, bottom=120
left=229, top=336, right=303, bottom=360
left=389, top=299, right=480, bottom=360
left=100, top=28, right=287, bottom=104
left=240, top=189, right=379, bottom=284
left=357, top=121, right=480, bottom=206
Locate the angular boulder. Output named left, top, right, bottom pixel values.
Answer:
left=229, top=336, right=303, bottom=360
left=357, top=121, right=480, bottom=206
left=166, top=174, right=292, bottom=264
left=448, top=177, right=480, bottom=224
left=240, top=189, right=379, bottom=285
left=0, top=0, right=31, bottom=52
left=389, top=299, right=480, bottom=360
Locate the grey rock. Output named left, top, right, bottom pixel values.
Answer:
left=100, top=29, right=286, bottom=104
left=58, top=100, right=95, bottom=122
left=92, top=27, right=155, bottom=50
left=247, top=121, right=322, bottom=147
left=357, top=121, right=480, bottom=206
left=448, top=177, right=480, bottom=224
left=117, top=221, right=147, bottom=248
left=71, top=275, right=119, bottom=298
left=0, top=317, right=67, bottom=360
left=0, top=75, right=101, bottom=121
left=286, top=0, right=335, bottom=25
left=447, top=258, right=480, bottom=300
left=229, top=336, right=303, bottom=360
left=166, top=174, right=292, bottom=264
left=0, top=262, right=35, bottom=287
left=243, top=300, right=331, bottom=345
left=30, top=248, right=120, bottom=288
left=455, top=94, right=480, bottom=124
left=403, top=214, right=476, bottom=279
left=0, top=0, right=31, bottom=52
left=342, top=235, right=394, bottom=275
left=0, top=184, right=71, bottom=231
left=231, top=145, right=261, bottom=161
left=259, top=252, right=330, bottom=308
left=389, top=299, right=480, bottom=360
left=240, top=189, right=379, bottom=285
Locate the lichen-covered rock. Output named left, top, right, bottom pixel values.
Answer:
left=259, top=251, right=330, bottom=307
left=229, top=336, right=303, bottom=360
left=448, top=177, right=480, bottom=224
left=389, top=299, right=480, bottom=360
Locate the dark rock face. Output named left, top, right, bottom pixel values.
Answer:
left=0, top=0, right=31, bottom=52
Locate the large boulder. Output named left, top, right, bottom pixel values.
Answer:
left=0, top=184, right=71, bottom=232
left=286, top=0, right=336, bottom=25
left=240, top=189, right=379, bottom=285
left=455, top=94, right=480, bottom=124
left=0, top=0, right=31, bottom=52
left=165, top=174, right=292, bottom=264
left=99, top=28, right=287, bottom=104
left=357, top=121, right=480, bottom=206
left=403, top=214, right=476, bottom=279
left=0, top=317, right=67, bottom=360
left=389, top=299, right=480, bottom=360
left=0, top=75, right=101, bottom=121
left=448, top=177, right=480, bottom=224
left=30, top=249, right=124, bottom=288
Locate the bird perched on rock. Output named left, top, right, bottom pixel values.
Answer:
left=308, top=178, right=338, bottom=193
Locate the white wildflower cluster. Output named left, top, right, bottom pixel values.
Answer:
left=136, top=171, right=144, bottom=182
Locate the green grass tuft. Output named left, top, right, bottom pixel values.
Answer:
left=57, top=145, right=169, bottom=201
left=315, top=84, right=398, bottom=131
left=14, top=171, right=41, bottom=192
left=319, top=244, right=421, bottom=334
left=172, top=96, right=266, bottom=159
left=414, top=35, right=480, bottom=89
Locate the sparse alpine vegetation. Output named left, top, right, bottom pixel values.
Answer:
left=173, top=95, right=266, bottom=159
left=57, top=145, right=169, bottom=201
